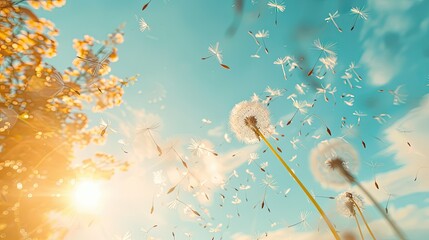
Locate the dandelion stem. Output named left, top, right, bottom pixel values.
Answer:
left=352, top=198, right=377, bottom=240
left=353, top=213, right=364, bottom=240
left=349, top=176, right=406, bottom=240
left=253, top=127, right=340, bottom=240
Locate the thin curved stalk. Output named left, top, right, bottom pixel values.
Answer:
left=353, top=180, right=406, bottom=240
left=254, top=128, right=340, bottom=240
left=353, top=213, right=364, bottom=240
left=339, top=166, right=406, bottom=240
left=352, top=198, right=376, bottom=240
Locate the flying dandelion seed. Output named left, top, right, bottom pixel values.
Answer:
left=274, top=56, right=302, bottom=79
left=267, top=0, right=285, bottom=25
left=365, top=160, right=383, bottom=189
left=308, top=39, right=336, bottom=76
left=319, top=55, right=337, bottom=74
left=274, top=57, right=289, bottom=80
left=188, top=138, right=218, bottom=157
left=138, top=123, right=163, bottom=156
left=224, top=133, right=232, bottom=143
left=76, top=51, right=111, bottom=79
left=255, top=30, right=269, bottom=54
left=286, top=100, right=311, bottom=125
left=288, top=211, right=311, bottom=229
left=341, top=72, right=354, bottom=89
left=414, top=166, right=429, bottom=181
left=118, top=139, right=128, bottom=153
left=256, top=174, right=277, bottom=212
left=141, top=224, right=158, bottom=240
left=350, top=6, right=368, bottom=31
left=316, top=83, right=336, bottom=102
left=99, top=118, right=116, bottom=136
left=389, top=85, right=407, bottom=105
left=248, top=31, right=260, bottom=45
left=353, top=111, right=367, bottom=126
left=325, top=11, right=342, bottom=32
left=373, top=113, right=391, bottom=124
left=347, top=62, right=363, bottom=81
left=295, top=83, right=308, bottom=95
left=202, top=42, right=230, bottom=69
left=141, top=0, right=151, bottom=11
left=136, top=15, right=150, bottom=32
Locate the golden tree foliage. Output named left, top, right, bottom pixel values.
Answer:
left=0, top=0, right=134, bottom=239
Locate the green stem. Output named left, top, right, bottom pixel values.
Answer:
left=254, top=128, right=340, bottom=240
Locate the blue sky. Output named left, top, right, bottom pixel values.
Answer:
left=35, top=0, right=429, bottom=239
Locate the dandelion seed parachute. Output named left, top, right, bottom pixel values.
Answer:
left=229, top=100, right=272, bottom=144
left=310, top=138, right=359, bottom=190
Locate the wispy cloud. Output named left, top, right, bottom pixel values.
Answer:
left=360, top=0, right=429, bottom=86
left=63, top=107, right=261, bottom=239
left=353, top=94, right=429, bottom=203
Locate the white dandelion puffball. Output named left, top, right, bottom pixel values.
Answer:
left=230, top=100, right=272, bottom=144
left=336, top=191, right=364, bottom=217
left=310, top=138, right=359, bottom=190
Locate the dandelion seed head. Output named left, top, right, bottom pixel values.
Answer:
left=336, top=191, right=364, bottom=217
left=230, top=100, right=272, bottom=144
left=310, top=138, right=359, bottom=190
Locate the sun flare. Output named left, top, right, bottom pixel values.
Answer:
left=72, top=180, right=102, bottom=212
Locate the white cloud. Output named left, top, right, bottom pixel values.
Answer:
left=232, top=203, right=429, bottom=240
left=63, top=107, right=261, bottom=239
left=360, top=0, right=427, bottom=86
left=365, top=204, right=429, bottom=239
left=207, top=125, right=224, bottom=137
left=231, top=227, right=332, bottom=240
left=353, top=95, right=429, bottom=203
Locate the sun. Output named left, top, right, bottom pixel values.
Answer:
left=72, top=180, right=102, bottom=213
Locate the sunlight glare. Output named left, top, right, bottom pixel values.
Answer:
left=73, top=180, right=102, bottom=212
